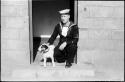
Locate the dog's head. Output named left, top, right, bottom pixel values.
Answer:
left=38, top=44, right=49, bottom=53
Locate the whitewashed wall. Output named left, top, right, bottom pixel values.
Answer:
left=1, top=0, right=30, bottom=77
left=77, top=1, right=124, bottom=64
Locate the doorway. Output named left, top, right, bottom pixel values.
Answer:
left=29, top=0, right=78, bottom=63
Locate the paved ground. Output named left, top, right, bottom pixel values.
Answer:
left=1, top=50, right=124, bottom=81
left=1, top=62, right=95, bottom=81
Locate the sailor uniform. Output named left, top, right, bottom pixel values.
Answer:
left=48, top=21, right=79, bottom=63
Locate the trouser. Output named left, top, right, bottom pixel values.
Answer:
left=54, top=44, right=77, bottom=63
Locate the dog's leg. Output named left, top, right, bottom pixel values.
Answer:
left=43, top=57, right=47, bottom=67
left=51, top=57, right=55, bottom=67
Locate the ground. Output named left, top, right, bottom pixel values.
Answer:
left=1, top=50, right=124, bottom=81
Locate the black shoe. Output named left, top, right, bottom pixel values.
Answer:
left=55, top=60, right=65, bottom=63
left=65, top=62, right=72, bottom=68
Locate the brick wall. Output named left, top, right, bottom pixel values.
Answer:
left=77, top=1, right=124, bottom=64
left=1, top=0, right=30, bottom=68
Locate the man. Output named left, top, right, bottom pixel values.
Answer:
left=47, top=9, right=79, bottom=68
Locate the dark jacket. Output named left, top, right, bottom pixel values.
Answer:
left=48, top=21, right=79, bottom=46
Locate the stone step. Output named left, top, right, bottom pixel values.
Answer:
left=10, top=64, right=95, bottom=81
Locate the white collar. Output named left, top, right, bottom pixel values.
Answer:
left=60, top=22, right=75, bottom=30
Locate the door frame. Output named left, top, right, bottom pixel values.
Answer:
left=28, top=0, right=78, bottom=64
left=28, top=0, right=33, bottom=64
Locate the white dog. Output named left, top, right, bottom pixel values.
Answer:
left=34, top=43, right=55, bottom=67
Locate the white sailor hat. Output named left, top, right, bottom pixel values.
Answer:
left=59, top=9, right=70, bottom=15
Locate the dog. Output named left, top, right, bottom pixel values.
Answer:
left=34, top=43, right=55, bottom=67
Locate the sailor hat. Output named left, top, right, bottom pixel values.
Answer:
left=59, top=9, right=70, bottom=15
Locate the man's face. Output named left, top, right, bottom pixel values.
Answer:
left=61, top=14, right=70, bottom=24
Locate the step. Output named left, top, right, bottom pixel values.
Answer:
left=10, top=63, right=95, bottom=81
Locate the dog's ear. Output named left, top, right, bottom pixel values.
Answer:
left=38, top=45, right=43, bottom=51
left=38, top=46, right=41, bottom=51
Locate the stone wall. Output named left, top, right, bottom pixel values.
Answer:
left=1, top=0, right=30, bottom=69
left=77, top=1, right=124, bottom=64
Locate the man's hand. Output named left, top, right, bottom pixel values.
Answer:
left=59, top=42, right=67, bottom=50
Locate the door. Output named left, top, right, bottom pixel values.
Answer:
left=29, top=0, right=77, bottom=63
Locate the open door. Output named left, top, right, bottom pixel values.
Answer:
left=29, top=0, right=78, bottom=63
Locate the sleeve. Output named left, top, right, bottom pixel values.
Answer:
left=66, top=25, right=79, bottom=45
left=47, top=25, right=59, bottom=45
